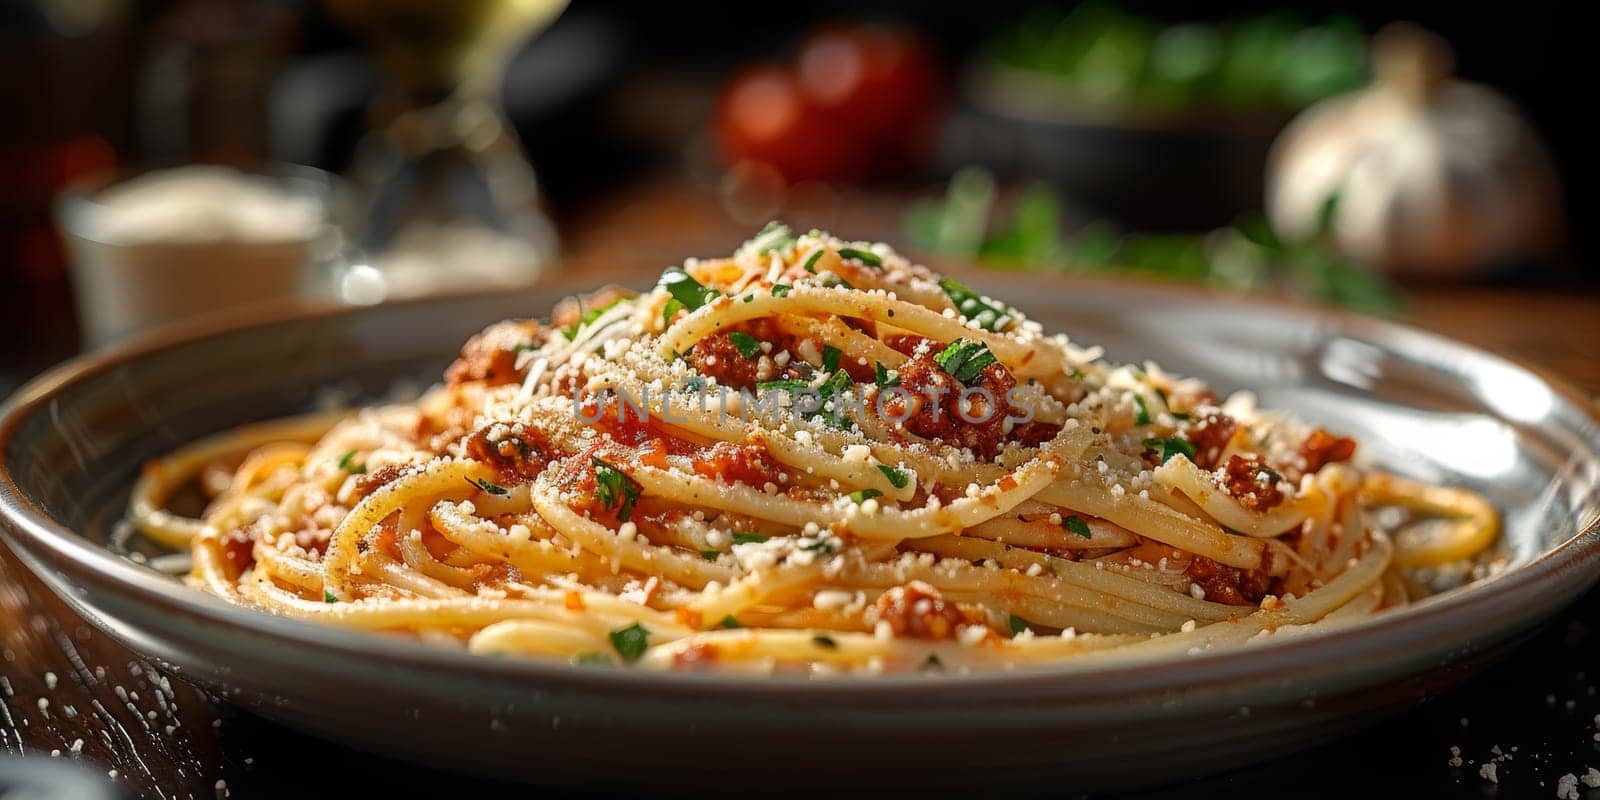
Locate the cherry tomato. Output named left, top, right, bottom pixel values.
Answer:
left=796, top=26, right=941, bottom=173
left=715, top=64, right=863, bottom=183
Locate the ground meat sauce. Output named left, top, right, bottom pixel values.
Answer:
left=463, top=424, right=554, bottom=483
left=1184, top=555, right=1274, bottom=605
left=1185, top=412, right=1238, bottom=470
left=882, top=340, right=1020, bottom=460
left=1221, top=454, right=1286, bottom=511
left=1300, top=428, right=1357, bottom=472
left=355, top=463, right=407, bottom=498
left=692, top=440, right=785, bottom=487
left=689, top=331, right=763, bottom=390
left=870, top=581, right=975, bottom=639
left=219, top=528, right=255, bottom=573
left=444, top=319, right=543, bottom=387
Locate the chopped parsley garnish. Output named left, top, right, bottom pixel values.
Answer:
left=561, top=296, right=630, bottom=341
left=657, top=267, right=720, bottom=312
left=771, top=284, right=791, bottom=297
left=1062, top=515, right=1093, bottom=538
left=812, top=634, right=839, bottom=650
left=802, top=249, right=824, bottom=273
left=323, top=590, right=338, bottom=603
left=1008, top=614, right=1030, bottom=635
left=799, top=538, right=837, bottom=554
left=849, top=488, right=883, bottom=504
left=468, top=477, right=509, bottom=496
left=608, top=623, right=650, bottom=663
left=337, top=450, right=366, bottom=474
left=1142, top=436, right=1198, bottom=464
left=1133, top=394, right=1151, bottom=426
left=571, top=652, right=613, bottom=667
left=877, top=464, right=910, bottom=489
left=741, top=294, right=755, bottom=303
left=592, top=458, right=641, bottom=521
left=720, top=615, right=742, bottom=629
left=730, top=531, right=768, bottom=545
left=700, top=550, right=720, bottom=561
left=822, top=344, right=842, bottom=373
left=837, top=247, right=882, bottom=268
left=818, top=273, right=854, bottom=290
left=920, top=653, right=945, bottom=672
left=934, top=339, right=998, bottom=385
left=728, top=331, right=762, bottom=358
left=873, top=361, right=899, bottom=387
left=744, top=221, right=796, bottom=254
left=937, top=277, right=1014, bottom=332
left=661, top=297, right=685, bottom=327
left=755, top=379, right=812, bottom=392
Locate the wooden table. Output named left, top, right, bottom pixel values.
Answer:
left=3, top=180, right=1598, bottom=798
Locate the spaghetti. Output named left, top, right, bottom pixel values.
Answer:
left=130, top=225, right=1499, bottom=674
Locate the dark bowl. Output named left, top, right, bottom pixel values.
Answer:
left=947, top=62, right=1289, bottom=231
left=2, top=273, right=1598, bottom=793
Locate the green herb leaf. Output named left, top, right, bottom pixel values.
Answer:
left=700, top=550, right=720, bottom=561
left=730, top=531, right=768, bottom=545
left=728, top=331, right=762, bottom=358
left=1133, top=394, right=1151, bottom=426
left=937, top=277, right=1014, bottom=331
left=822, top=345, right=842, bottom=373
left=661, top=297, right=685, bottom=327
left=771, top=284, right=791, bottom=297
left=799, top=538, right=837, bottom=553
left=818, top=273, right=854, bottom=290
left=571, top=652, right=614, bottom=667
left=337, top=450, right=366, bottom=474
left=1062, top=515, right=1093, bottom=538
left=837, top=247, right=882, bottom=268
left=1142, top=436, right=1198, bottom=464
left=849, top=488, right=883, bottom=504
left=720, top=615, right=742, bottom=629
left=609, top=623, right=650, bottom=663
left=812, top=634, right=839, bottom=650
left=468, top=477, right=509, bottom=496
left=1008, top=614, right=1030, bottom=635
left=592, top=458, right=641, bottom=521
left=755, top=379, right=812, bottom=392
left=323, top=590, right=338, bottom=603
left=934, top=339, right=999, bottom=385
left=657, top=267, right=721, bottom=312
left=802, top=249, right=824, bottom=273
left=877, top=464, right=910, bottom=489
left=744, top=221, right=795, bottom=254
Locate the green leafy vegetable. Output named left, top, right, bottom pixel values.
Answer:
left=1062, top=515, right=1093, bottom=538
left=873, top=362, right=899, bottom=387
left=323, top=590, right=338, bottom=603
left=849, top=488, right=883, bottom=504
left=661, top=297, right=685, bottom=327
left=934, top=339, right=998, bottom=385
left=877, top=464, right=910, bottom=489
left=337, top=450, right=366, bottom=474
left=468, top=477, right=509, bottom=496
left=730, top=531, right=768, bottom=545
left=592, top=458, right=641, bottom=521
left=771, top=284, right=791, bottom=297
left=561, top=297, right=631, bottom=341
left=822, top=345, right=842, bottom=373
left=837, top=247, right=882, bottom=268
left=657, top=267, right=720, bottom=312
left=728, top=331, right=762, bottom=358
left=609, top=623, right=650, bottom=663
left=937, top=277, right=1015, bottom=332
left=720, top=615, right=742, bottom=629
left=1008, top=614, right=1030, bottom=635
left=1142, top=436, right=1198, bottom=464
left=802, top=249, right=824, bottom=273
left=1134, top=395, right=1151, bottom=426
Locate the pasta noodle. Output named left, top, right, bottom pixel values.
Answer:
left=129, top=225, right=1499, bottom=674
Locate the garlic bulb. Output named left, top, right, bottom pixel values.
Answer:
left=1266, top=23, right=1562, bottom=276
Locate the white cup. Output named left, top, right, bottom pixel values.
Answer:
left=57, top=165, right=340, bottom=349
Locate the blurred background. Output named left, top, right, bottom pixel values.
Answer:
left=1, top=0, right=1593, bottom=395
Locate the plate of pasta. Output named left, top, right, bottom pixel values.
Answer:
left=2, top=225, right=1598, bottom=790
